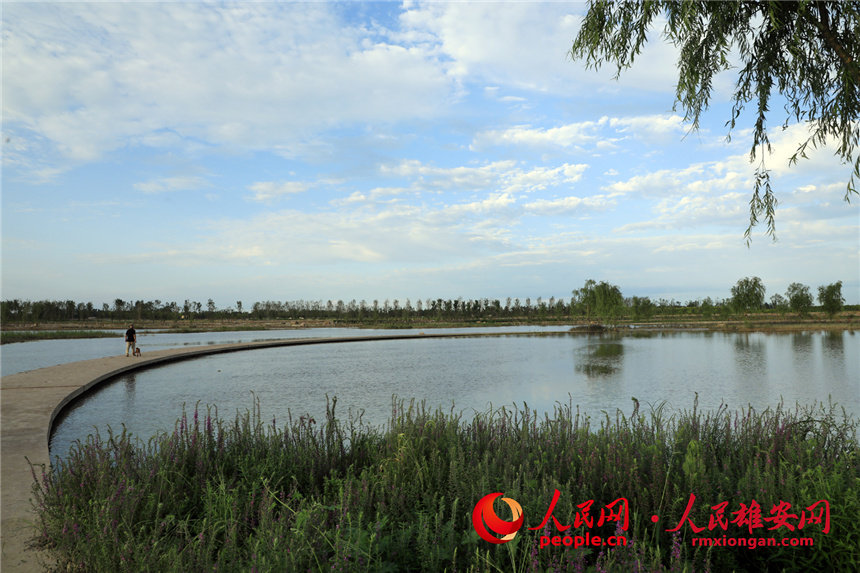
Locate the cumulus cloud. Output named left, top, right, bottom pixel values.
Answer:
left=380, top=159, right=588, bottom=195
left=609, top=114, right=689, bottom=141
left=380, top=159, right=515, bottom=191
left=524, top=194, right=616, bottom=216
left=399, top=2, right=679, bottom=94
left=473, top=118, right=609, bottom=150
left=3, top=2, right=454, bottom=167
left=472, top=114, right=690, bottom=152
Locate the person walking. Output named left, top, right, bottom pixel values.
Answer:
left=125, top=324, right=137, bottom=357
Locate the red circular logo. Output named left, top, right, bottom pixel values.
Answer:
left=472, top=493, right=524, bottom=544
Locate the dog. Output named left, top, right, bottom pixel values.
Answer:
left=133, top=347, right=142, bottom=357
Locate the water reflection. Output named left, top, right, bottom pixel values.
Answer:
left=821, top=331, right=847, bottom=385
left=576, top=338, right=624, bottom=378
left=791, top=331, right=813, bottom=353
left=823, top=331, right=845, bottom=356
left=124, top=373, right=137, bottom=412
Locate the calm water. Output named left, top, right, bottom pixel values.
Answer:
left=0, top=325, right=561, bottom=376
left=49, top=329, right=859, bottom=460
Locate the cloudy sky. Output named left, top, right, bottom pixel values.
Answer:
left=3, top=1, right=857, bottom=309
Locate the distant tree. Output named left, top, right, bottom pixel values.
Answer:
left=818, top=281, right=845, bottom=318
left=630, top=296, right=655, bottom=321
left=730, top=276, right=766, bottom=313
left=207, top=299, right=216, bottom=314
left=593, top=281, right=625, bottom=324
left=574, top=279, right=625, bottom=324
left=572, top=279, right=598, bottom=319
left=785, top=282, right=814, bottom=316
left=770, top=293, right=788, bottom=316
left=236, top=301, right=243, bottom=314
left=570, top=1, right=859, bottom=240
left=701, top=297, right=714, bottom=319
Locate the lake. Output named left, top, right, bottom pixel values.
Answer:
left=46, top=328, right=859, bottom=460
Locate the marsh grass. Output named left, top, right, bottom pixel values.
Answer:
left=1, top=330, right=118, bottom=344
left=32, top=396, right=859, bottom=572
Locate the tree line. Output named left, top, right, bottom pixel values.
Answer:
left=0, top=278, right=848, bottom=325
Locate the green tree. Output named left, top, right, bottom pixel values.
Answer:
left=701, top=296, right=715, bottom=319
left=595, top=282, right=625, bottom=324
left=571, top=1, right=859, bottom=240
left=785, top=282, right=814, bottom=316
left=817, top=280, right=845, bottom=317
left=574, top=279, right=625, bottom=324
left=630, top=295, right=655, bottom=321
left=572, top=279, right=598, bottom=319
left=769, top=293, right=788, bottom=316
left=731, top=276, right=766, bottom=313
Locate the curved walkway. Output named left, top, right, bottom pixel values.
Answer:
left=0, top=331, right=540, bottom=571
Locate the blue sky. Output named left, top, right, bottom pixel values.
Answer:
left=3, top=1, right=858, bottom=309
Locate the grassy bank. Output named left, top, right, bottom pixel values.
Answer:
left=3, top=312, right=858, bottom=343
left=32, top=397, right=858, bottom=572
left=1, top=330, right=119, bottom=344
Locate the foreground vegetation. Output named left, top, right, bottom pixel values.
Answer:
left=32, top=397, right=859, bottom=572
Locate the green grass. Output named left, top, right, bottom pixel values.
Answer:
left=1, top=330, right=118, bottom=345
left=32, top=396, right=859, bottom=572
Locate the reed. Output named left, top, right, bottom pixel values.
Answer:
left=32, top=396, right=859, bottom=572
left=1, top=330, right=118, bottom=344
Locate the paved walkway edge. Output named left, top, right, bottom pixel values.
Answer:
left=1, top=331, right=547, bottom=571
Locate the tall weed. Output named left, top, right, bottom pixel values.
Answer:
left=32, top=396, right=859, bottom=572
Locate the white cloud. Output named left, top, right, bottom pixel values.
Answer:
left=381, top=159, right=516, bottom=191
left=3, top=2, right=454, bottom=167
left=500, top=164, right=589, bottom=194
left=248, top=181, right=309, bottom=202
left=473, top=118, right=608, bottom=149
left=609, top=114, right=689, bottom=141
left=442, top=192, right=517, bottom=216
left=473, top=114, right=690, bottom=151
left=524, top=194, right=616, bottom=216
left=399, top=3, right=679, bottom=95
left=133, top=176, right=209, bottom=194
left=380, top=159, right=588, bottom=196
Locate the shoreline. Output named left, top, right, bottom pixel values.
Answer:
left=1, top=315, right=857, bottom=344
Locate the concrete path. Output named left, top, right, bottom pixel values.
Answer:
left=0, top=331, right=532, bottom=571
